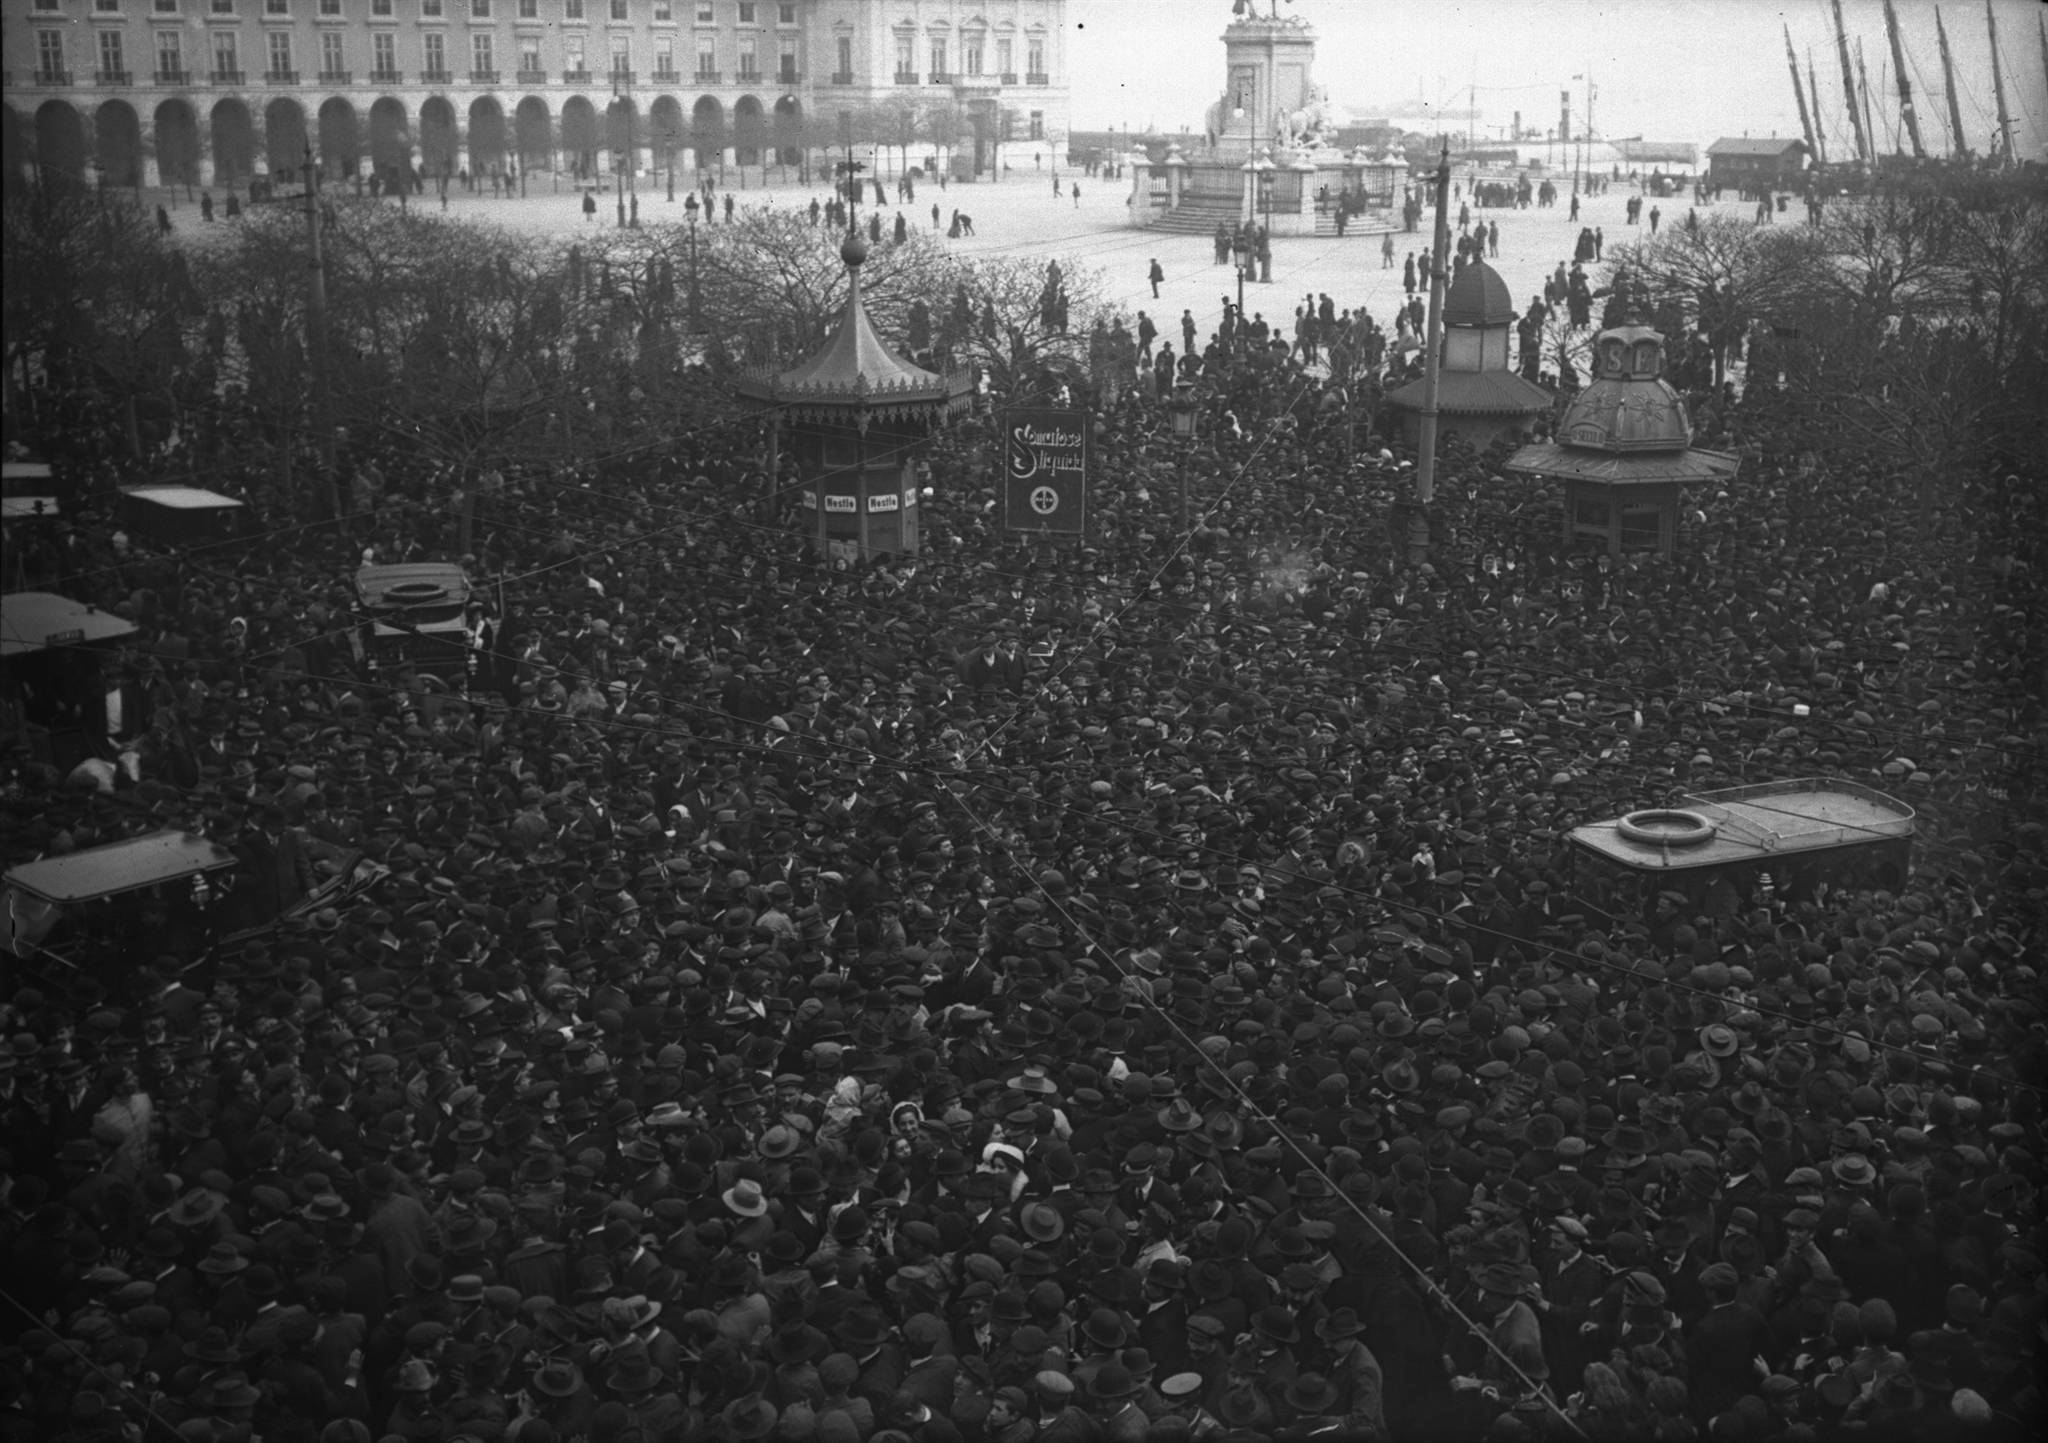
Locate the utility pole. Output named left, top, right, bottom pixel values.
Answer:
left=300, top=144, right=337, bottom=524
left=1987, top=0, right=2015, bottom=167
left=1832, top=0, right=1871, bottom=165
left=1785, top=24, right=1821, bottom=166
left=1883, top=0, right=1927, bottom=159
left=1936, top=9, right=1970, bottom=159
left=1411, top=139, right=1450, bottom=567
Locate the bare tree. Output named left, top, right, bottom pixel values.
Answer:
left=1601, top=215, right=1809, bottom=387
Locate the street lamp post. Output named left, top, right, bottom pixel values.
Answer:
left=684, top=192, right=702, bottom=331
left=1168, top=381, right=1199, bottom=533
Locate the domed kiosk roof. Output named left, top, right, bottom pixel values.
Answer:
left=1504, top=327, right=1739, bottom=487
left=1443, top=260, right=1515, bottom=328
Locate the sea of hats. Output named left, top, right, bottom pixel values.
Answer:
left=0, top=276, right=2042, bottom=1443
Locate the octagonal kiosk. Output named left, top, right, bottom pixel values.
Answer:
left=1505, top=326, right=1737, bottom=556
left=734, top=231, right=972, bottom=561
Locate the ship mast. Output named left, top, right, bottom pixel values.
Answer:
left=1857, top=40, right=1883, bottom=161
left=1807, top=52, right=1832, bottom=165
left=1786, top=24, right=1822, bottom=164
left=1987, top=0, right=2015, bottom=166
left=1832, top=0, right=1871, bottom=164
left=1884, top=0, right=1927, bottom=159
left=1936, top=8, right=1970, bottom=158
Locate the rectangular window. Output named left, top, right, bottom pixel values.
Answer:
left=964, top=41, right=982, bottom=77
left=565, top=35, right=584, bottom=70
left=610, top=38, right=629, bottom=74
left=420, top=0, right=442, bottom=15
left=519, top=39, right=540, bottom=71
left=737, top=1, right=755, bottom=22
left=472, top=0, right=491, bottom=17
left=154, top=0, right=178, bottom=13
left=318, top=0, right=340, bottom=15
left=653, top=1, right=671, bottom=19
left=100, top=30, right=126, bottom=74
left=835, top=36, right=850, bottom=79
left=929, top=41, right=946, bottom=78
left=267, top=0, right=288, bottom=15
left=95, top=0, right=122, bottom=10
left=780, top=2, right=795, bottom=24
left=737, top=37, right=756, bottom=77
left=212, top=0, right=235, bottom=15
left=472, top=33, right=493, bottom=72
left=156, top=31, right=181, bottom=75
left=696, top=40, right=715, bottom=76
left=895, top=38, right=911, bottom=76
left=997, top=39, right=1012, bottom=76
left=520, top=0, right=537, bottom=15
left=37, top=30, right=65, bottom=77
left=212, top=32, right=237, bottom=74
left=1027, top=40, right=1044, bottom=76
left=611, top=0, right=628, bottom=20
left=372, top=0, right=393, bottom=13
left=266, top=31, right=290, bottom=74
left=34, top=0, right=61, bottom=13
left=370, top=32, right=394, bottom=73
left=321, top=31, right=345, bottom=73
left=653, top=37, right=674, bottom=76
left=423, top=32, right=445, bottom=74
left=1029, top=109, right=1043, bottom=140
left=697, top=4, right=714, bottom=23
left=778, top=39, right=796, bottom=81
left=565, top=0, right=583, bottom=20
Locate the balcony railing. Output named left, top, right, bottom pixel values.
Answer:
left=517, top=67, right=548, bottom=84
left=36, top=69, right=72, bottom=87
left=893, top=70, right=918, bottom=84
left=830, top=70, right=853, bottom=85
left=371, top=68, right=403, bottom=84
left=735, top=66, right=758, bottom=82
left=953, top=72, right=999, bottom=88
left=609, top=67, right=635, bottom=84
left=927, top=71, right=951, bottom=84
left=422, top=68, right=452, bottom=84
left=319, top=68, right=352, bottom=84
left=694, top=68, right=720, bottom=83
left=653, top=64, right=677, bottom=81
left=96, top=69, right=132, bottom=86
left=155, top=68, right=189, bottom=85
left=265, top=69, right=299, bottom=84
left=470, top=69, right=499, bottom=84
left=564, top=67, right=591, bottom=83
left=777, top=67, right=799, bottom=84
left=1026, top=72, right=1048, bottom=85
left=1001, top=71, right=1018, bottom=84
left=211, top=68, right=245, bottom=86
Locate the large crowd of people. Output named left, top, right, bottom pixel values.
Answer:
left=1, top=193, right=2042, bottom=1443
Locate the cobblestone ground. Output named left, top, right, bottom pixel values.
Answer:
left=163, top=165, right=1765, bottom=344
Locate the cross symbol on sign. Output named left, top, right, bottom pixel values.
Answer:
left=1029, top=486, right=1060, bottom=515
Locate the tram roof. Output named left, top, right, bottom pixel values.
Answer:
left=5, top=831, right=237, bottom=905
left=0, top=593, right=140, bottom=659
left=1569, top=778, right=1915, bottom=872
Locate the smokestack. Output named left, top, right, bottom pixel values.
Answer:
left=1559, top=90, right=1571, bottom=143
left=1513, top=109, right=1521, bottom=142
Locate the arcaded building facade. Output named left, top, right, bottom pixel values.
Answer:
left=3, top=0, right=1070, bottom=190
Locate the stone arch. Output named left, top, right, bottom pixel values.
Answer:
left=468, top=96, right=507, bottom=177
left=691, top=95, right=726, bottom=170
left=368, top=95, right=412, bottom=186
left=559, top=94, right=598, bottom=179
left=210, top=98, right=257, bottom=188
left=36, top=101, right=88, bottom=196
left=94, top=99, right=145, bottom=189
left=419, top=95, right=458, bottom=179
left=605, top=95, right=637, bottom=173
left=772, top=94, right=805, bottom=170
left=514, top=95, right=552, bottom=173
left=264, top=97, right=308, bottom=182
left=733, top=95, right=766, bottom=170
left=153, top=99, right=201, bottom=190
left=318, top=96, right=362, bottom=179
left=650, top=94, right=685, bottom=172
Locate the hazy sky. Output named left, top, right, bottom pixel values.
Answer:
left=1066, top=0, right=2047, bottom=158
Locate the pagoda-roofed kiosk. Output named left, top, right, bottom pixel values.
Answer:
left=1385, top=259, right=1552, bottom=450
left=734, top=232, right=971, bottom=560
left=1505, top=326, right=1738, bottom=557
